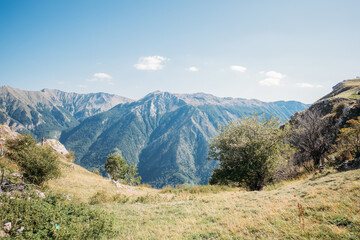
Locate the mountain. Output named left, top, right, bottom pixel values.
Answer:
left=60, top=91, right=309, bottom=188
left=290, top=78, right=360, bottom=143
left=0, top=86, right=132, bottom=139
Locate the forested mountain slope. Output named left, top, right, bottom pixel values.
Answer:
left=61, top=91, right=308, bottom=188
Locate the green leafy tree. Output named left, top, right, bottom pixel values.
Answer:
left=105, top=153, right=128, bottom=181
left=105, top=153, right=141, bottom=185
left=6, top=134, right=61, bottom=185
left=208, top=114, right=290, bottom=190
left=125, top=164, right=141, bottom=185
left=337, top=117, right=360, bottom=158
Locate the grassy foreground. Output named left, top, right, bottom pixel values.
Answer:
left=45, top=159, right=360, bottom=239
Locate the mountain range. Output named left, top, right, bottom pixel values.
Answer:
left=60, top=91, right=308, bottom=187
left=0, top=86, right=131, bottom=139
left=0, top=85, right=309, bottom=187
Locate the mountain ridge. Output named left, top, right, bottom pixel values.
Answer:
left=60, top=90, right=309, bottom=188
left=0, top=86, right=132, bottom=139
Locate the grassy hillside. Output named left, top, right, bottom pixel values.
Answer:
left=45, top=159, right=360, bottom=239
left=321, top=79, right=360, bottom=100
left=46, top=158, right=120, bottom=202
left=95, top=169, right=360, bottom=240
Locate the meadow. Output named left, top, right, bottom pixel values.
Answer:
left=48, top=160, right=360, bottom=240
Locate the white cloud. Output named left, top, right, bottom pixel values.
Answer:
left=230, top=65, right=247, bottom=72
left=78, top=84, right=88, bottom=89
left=265, top=71, right=285, bottom=79
left=259, top=70, right=285, bottom=86
left=187, top=66, right=199, bottom=72
left=93, top=73, right=112, bottom=79
left=259, top=78, right=281, bottom=86
left=134, top=56, right=169, bottom=70
left=296, top=83, right=323, bottom=88
left=87, top=73, right=113, bottom=84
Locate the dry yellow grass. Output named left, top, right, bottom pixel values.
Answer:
left=94, top=169, right=359, bottom=240
left=45, top=159, right=360, bottom=239
left=331, top=79, right=360, bottom=100
left=46, top=157, right=152, bottom=202
left=46, top=158, right=118, bottom=201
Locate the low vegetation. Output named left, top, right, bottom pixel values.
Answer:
left=5, top=134, right=61, bottom=186
left=0, top=134, right=116, bottom=239
left=0, top=191, right=114, bottom=239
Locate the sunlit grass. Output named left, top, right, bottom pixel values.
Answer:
left=45, top=158, right=360, bottom=239
left=85, top=169, right=360, bottom=240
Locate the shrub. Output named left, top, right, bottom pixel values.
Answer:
left=89, top=191, right=130, bottom=205
left=208, top=114, right=290, bottom=190
left=89, top=190, right=111, bottom=205
left=332, top=102, right=346, bottom=118
left=6, top=135, right=61, bottom=185
left=105, top=153, right=141, bottom=185
left=289, top=110, right=333, bottom=169
left=92, top=168, right=101, bottom=175
left=0, top=191, right=115, bottom=239
left=337, top=117, right=360, bottom=159
left=65, top=151, right=75, bottom=162
left=112, top=193, right=129, bottom=203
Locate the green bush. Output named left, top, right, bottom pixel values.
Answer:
left=89, top=190, right=111, bottom=205
left=0, top=191, right=115, bottom=239
left=89, top=191, right=130, bottom=205
left=208, top=114, right=290, bottom=190
left=112, top=193, right=129, bottom=203
left=105, top=153, right=141, bottom=185
left=65, top=151, right=75, bottom=163
left=92, top=168, right=101, bottom=175
left=6, top=135, right=61, bottom=185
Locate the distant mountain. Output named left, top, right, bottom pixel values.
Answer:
left=60, top=91, right=309, bottom=188
left=0, top=86, right=132, bottom=139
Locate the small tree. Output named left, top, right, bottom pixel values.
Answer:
left=337, top=117, right=360, bottom=159
left=92, top=168, right=101, bottom=175
left=125, top=164, right=141, bottom=186
left=105, top=153, right=128, bottom=181
left=208, top=114, right=290, bottom=191
left=105, top=153, right=141, bottom=185
left=289, top=110, right=333, bottom=170
left=6, top=135, right=61, bottom=185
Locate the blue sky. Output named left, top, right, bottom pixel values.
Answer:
left=0, top=0, right=359, bottom=103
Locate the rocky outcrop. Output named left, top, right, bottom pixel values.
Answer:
left=337, top=158, right=360, bottom=171
left=0, top=125, right=20, bottom=143
left=38, top=138, right=69, bottom=155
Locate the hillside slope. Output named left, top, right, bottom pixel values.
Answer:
left=291, top=78, right=360, bottom=136
left=61, top=91, right=308, bottom=188
left=97, top=169, right=360, bottom=240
